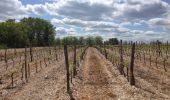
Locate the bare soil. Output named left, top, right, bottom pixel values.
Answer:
left=72, top=47, right=168, bottom=100
left=1, top=47, right=169, bottom=100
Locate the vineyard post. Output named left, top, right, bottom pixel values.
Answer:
left=104, top=42, right=107, bottom=59
left=149, top=55, right=152, bottom=66
left=12, top=49, right=15, bottom=67
left=59, top=45, right=61, bottom=59
left=129, top=42, right=135, bottom=85
left=12, top=54, right=15, bottom=67
left=119, top=40, right=124, bottom=75
left=155, top=57, right=158, bottom=68
left=0, top=52, right=2, bottom=61
left=44, top=58, right=47, bottom=67
left=143, top=53, right=146, bottom=65
left=64, top=45, right=70, bottom=93
left=21, top=63, right=24, bottom=81
left=55, top=46, right=58, bottom=61
left=163, top=58, right=167, bottom=72
left=0, top=75, right=2, bottom=84
left=11, top=73, right=14, bottom=89
left=48, top=46, right=51, bottom=64
left=127, top=66, right=129, bottom=82
left=157, top=40, right=161, bottom=57
left=19, top=54, right=22, bottom=65
left=24, top=47, right=28, bottom=83
left=28, top=63, right=30, bottom=77
left=5, top=49, right=8, bottom=70
left=166, top=41, right=168, bottom=58
left=73, top=45, right=77, bottom=77
left=29, top=46, right=33, bottom=62
left=40, top=60, right=42, bottom=69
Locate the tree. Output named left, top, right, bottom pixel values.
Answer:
left=86, top=36, right=95, bottom=46
left=78, top=36, right=85, bottom=45
left=105, top=38, right=118, bottom=45
left=95, top=36, right=103, bottom=45
left=0, top=20, right=27, bottom=48
left=0, top=17, right=56, bottom=48
left=20, top=17, right=56, bottom=47
left=55, top=38, right=61, bottom=45
left=61, top=36, right=78, bottom=45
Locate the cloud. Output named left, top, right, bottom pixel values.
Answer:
left=21, top=0, right=170, bottom=21
left=55, top=27, right=77, bottom=36
left=23, top=0, right=115, bottom=21
left=26, top=4, right=47, bottom=15
left=149, top=17, right=170, bottom=27
left=51, top=18, right=119, bottom=29
left=0, top=0, right=28, bottom=20
left=115, top=0, right=170, bottom=20
left=56, top=0, right=114, bottom=21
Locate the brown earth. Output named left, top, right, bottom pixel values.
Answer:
left=1, top=47, right=170, bottom=100
left=72, top=47, right=168, bottom=100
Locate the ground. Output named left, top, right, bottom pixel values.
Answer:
left=1, top=47, right=170, bottom=100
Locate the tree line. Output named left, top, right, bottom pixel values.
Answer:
left=0, top=17, right=55, bottom=48
left=0, top=17, right=119, bottom=48
left=56, top=36, right=119, bottom=46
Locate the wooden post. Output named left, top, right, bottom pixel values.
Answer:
left=30, top=46, right=33, bottom=62
left=64, top=45, right=70, bottom=93
left=149, top=55, right=152, bottom=66
left=143, top=53, right=146, bottom=65
left=127, top=67, right=129, bottom=82
left=55, top=46, right=58, bottom=61
left=155, top=57, right=158, bottom=68
left=119, top=40, right=124, bottom=75
left=5, top=49, right=8, bottom=70
left=28, top=63, right=30, bottom=77
left=44, top=58, right=47, bottom=67
left=166, top=41, right=168, bottom=58
left=73, top=45, right=77, bottom=77
left=21, top=63, right=24, bottom=81
left=40, top=60, right=42, bottom=69
left=12, top=56, right=15, bottom=67
left=0, top=75, right=2, bottom=84
left=35, top=61, right=38, bottom=73
left=24, top=47, right=28, bottom=83
left=157, top=40, right=161, bottom=56
left=11, top=73, right=14, bottom=89
left=19, top=54, right=22, bottom=65
left=104, top=43, right=107, bottom=59
left=129, top=43, right=135, bottom=85
left=163, top=58, right=167, bottom=72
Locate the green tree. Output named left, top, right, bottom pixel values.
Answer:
left=105, top=38, right=118, bottom=45
left=95, top=36, right=103, bottom=45
left=86, top=36, right=95, bottom=46
left=20, top=17, right=56, bottom=47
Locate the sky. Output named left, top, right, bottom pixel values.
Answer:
left=0, top=0, right=170, bottom=41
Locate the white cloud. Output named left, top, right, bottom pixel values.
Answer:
left=26, top=4, right=47, bottom=15
left=133, top=22, right=141, bottom=26
left=120, top=22, right=132, bottom=26
left=0, top=0, right=28, bottom=20
left=114, top=0, right=170, bottom=20
left=149, top=17, right=170, bottom=28
left=52, top=18, right=119, bottom=29
left=55, top=27, right=77, bottom=36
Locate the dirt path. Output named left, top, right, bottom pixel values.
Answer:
left=73, top=47, right=168, bottom=100
left=74, top=47, right=114, bottom=99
